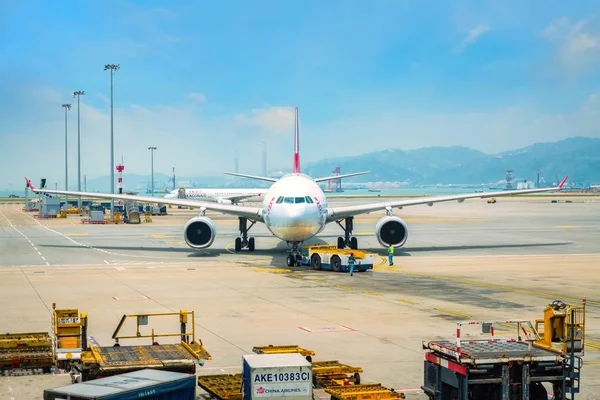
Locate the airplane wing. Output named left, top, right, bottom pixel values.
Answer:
left=29, top=187, right=264, bottom=222
left=220, top=193, right=263, bottom=203
left=223, top=172, right=277, bottom=182
left=314, top=171, right=370, bottom=183
left=326, top=176, right=568, bottom=222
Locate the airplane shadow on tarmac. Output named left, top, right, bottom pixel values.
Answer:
left=40, top=241, right=572, bottom=265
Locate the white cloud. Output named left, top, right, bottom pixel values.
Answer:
left=234, top=106, right=295, bottom=132
left=454, top=24, right=491, bottom=54
left=187, top=92, right=206, bottom=103
left=541, top=17, right=600, bottom=77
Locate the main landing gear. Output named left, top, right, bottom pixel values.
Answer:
left=336, top=217, right=357, bottom=250
left=234, top=217, right=256, bottom=252
left=286, top=242, right=302, bottom=267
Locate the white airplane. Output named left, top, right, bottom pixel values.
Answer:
left=164, top=188, right=266, bottom=204
left=27, top=107, right=568, bottom=267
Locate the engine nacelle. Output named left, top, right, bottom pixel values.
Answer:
left=217, top=198, right=232, bottom=204
left=183, top=216, right=217, bottom=249
left=375, top=216, right=408, bottom=248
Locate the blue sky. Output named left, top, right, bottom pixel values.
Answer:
left=1, top=0, right=599, bottom=190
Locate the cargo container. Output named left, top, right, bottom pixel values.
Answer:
left=242, top=353, right=312, bottom=400
left=43, top=369, right=196, bottom=400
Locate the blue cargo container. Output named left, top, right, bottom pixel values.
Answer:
left=43, top=369, right=196, bottom=400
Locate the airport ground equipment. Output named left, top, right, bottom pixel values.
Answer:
left=325, top=383, right=405, bottom=400
left=43, top=368, right=196, bottom=400
left=252, top=345, right=315, bottom=362
left=534, top=300, right=586, bottom=355
left=52, top=303, right=87, bottom=370
left=0, top=332, right=54, bottom=372
left=421, top=301, right=585, bottom=400
left=68, top=310, right=211, bottom=383
left=197, top=373, right=243, bottom=400
left=300, top=245, right=374, bottom=272
left=242, top=353, right=313, bottom=400
left=311, top=360, right=363, bottom=387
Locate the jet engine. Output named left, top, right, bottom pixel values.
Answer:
left=183, top=216, right=216, bottom=249
left=375, top=216, right=408, bottom=248
left=217, top=198, right=233, bottom=204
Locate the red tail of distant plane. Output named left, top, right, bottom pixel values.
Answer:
left=558, top=175, right=568, bottom=189
left=24, top=177, right=34, bottom=190
left=293, top=106, right=300, bottom=173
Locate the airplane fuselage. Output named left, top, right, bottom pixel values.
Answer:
left=261, top=173, right=328, bottom=242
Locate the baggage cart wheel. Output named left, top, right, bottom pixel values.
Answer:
left=354, top=372, right=360, bottom=384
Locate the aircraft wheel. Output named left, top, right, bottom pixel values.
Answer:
left=234, top=237, right=242, bottom=252
left=311, top=254, right=322, bottom=270
left=337, top=237, right=344, bottom=249
left=286, top=254, right=295, bottom=267
left=350, top=237, right=358, bottom=250
left=248, top=237, right=255, bottom=252
left=331, top=255, right=342, bottom=272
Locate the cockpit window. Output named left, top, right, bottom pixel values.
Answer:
left=294, top=197, right=305, bottom=204
left=276, top=196, right=284, bottom=204
left=305, top=196, right=314, bottom=204
left=284, top=197, right=294, bottom=204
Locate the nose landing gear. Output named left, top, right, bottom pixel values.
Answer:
left=234, top=217, right=256, bottom=252
left=336, top=217, right=357, bottom=249
left=286, top=241, right=303, bottom=267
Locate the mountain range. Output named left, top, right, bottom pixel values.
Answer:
left=303, top=136, right=600, bottom=186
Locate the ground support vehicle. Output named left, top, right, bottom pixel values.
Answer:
left=197, top=373, right=243, bottom=400
left=325, top=383, right=405, bottom=400
left=252, top=344, right=315, bottom=362
left=421, top=300, right=586, bottom=400
left=68, top=310, right=211, bottom=383
left=52, top=303, right=86, bottom=371
left=0, top=332, right=54, bottom=373
left=311, top=360, right=363, bottom=387
left=300, top=245, right=374, bottom=272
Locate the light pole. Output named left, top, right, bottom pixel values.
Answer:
left=72, top=90, right=85, bottom=210
left=148, top=147, right=157, bottom=196
left=61, top=103, right=71, bottom=209
left=104, top=63, right=120, bottom=220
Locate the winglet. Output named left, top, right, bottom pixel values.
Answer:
left=558, top=176, right=568, bottom=189
left=24, top=177, right=35, bottom=190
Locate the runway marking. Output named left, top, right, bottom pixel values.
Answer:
left=112, top=295, right=149, bottom=300
left=104, top=260, right=110, bottom=264
left=255, top=268, right=292, bottom=274
left=164, top=241, right=186, bottom=245
left=374, top=256, right=387, bottom=268
left=113, top=266, right=126, bottom=271
left=585, top=342, right=600, bottom=350
left=555, top=225, right=580, bottom=229
left=145, top=234, right=174, bottom=239
left=298, top=326, right=354, bottom=333
left=311, top=279, right=325, bottom=284
left=335, top=284, right=352, bottom=291
left=0, top=209, right=50, bottom=266
left=397, top=299, right=417, bottom=305
left=288, top=273, right=303, bottom=279
left=364, top=291, right=382, bottom=297
left=434, top=308, right=471, bottom=318
left=584, top=361, right=600, bottom=365
left=67, top=232, right=88, bottom=236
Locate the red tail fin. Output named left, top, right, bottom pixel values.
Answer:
left=24, top=177, right=34, bottom=190
left=293, top=106, right=300, bottom=173
left=558, top=175, right=568, bottom=189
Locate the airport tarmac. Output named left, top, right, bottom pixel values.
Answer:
left=0, top=195, right=599, bottom=399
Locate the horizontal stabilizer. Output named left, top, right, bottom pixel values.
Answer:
left=314, top=171, right=370, bottom=183
left=224, top=172, right=277, bottom=182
